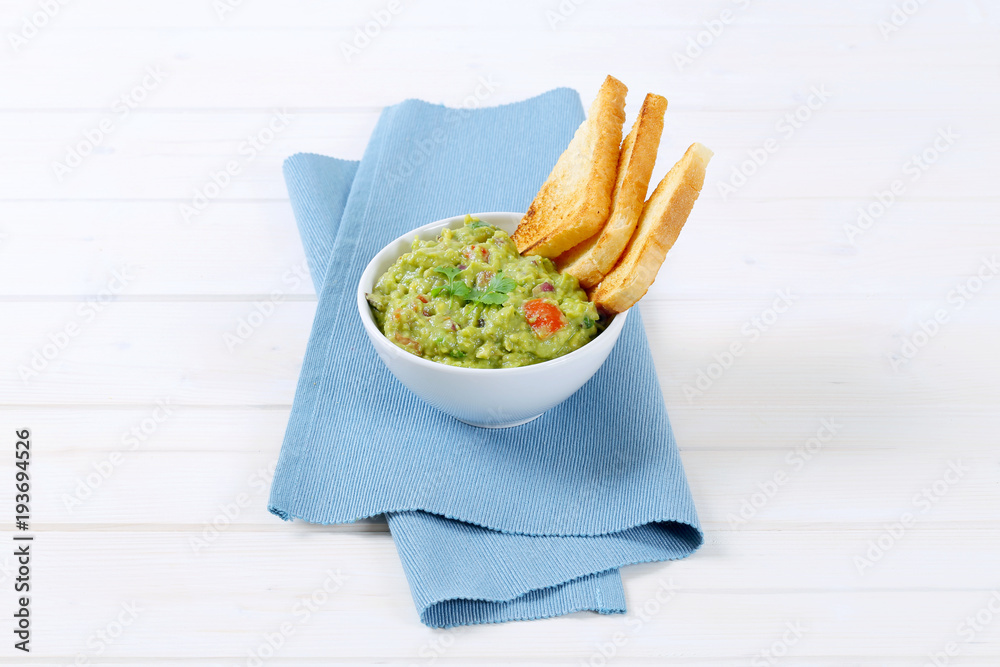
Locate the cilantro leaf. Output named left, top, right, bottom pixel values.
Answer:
left=432, top=267, right=515, bottom=306
left=487, top=273, right=516, bottom=294
left=475, top=292, right=505, bottom=305
left=431, top=266, right=467, bottom=299
left=583, top=316, right=595, bottom=329
left=469, top=271, right=516, bottom=306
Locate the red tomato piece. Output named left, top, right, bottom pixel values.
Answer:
left=523, top=299, right=566, bottom=339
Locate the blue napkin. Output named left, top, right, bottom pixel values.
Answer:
left=270, top=88, right=703, bottom=628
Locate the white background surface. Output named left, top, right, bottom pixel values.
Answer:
left=1, top=0, right=999, bottom=664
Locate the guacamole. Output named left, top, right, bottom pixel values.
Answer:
left=367, top=216, right=600, bottom=368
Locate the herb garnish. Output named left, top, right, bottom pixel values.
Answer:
left=431, top=266, right=516, bottom=306
left=430, top=266, right=470, bottom=300
left=475, top=272, right=516, bottom=305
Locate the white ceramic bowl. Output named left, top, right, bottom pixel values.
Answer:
left=356, top=212, right=628, bottom=428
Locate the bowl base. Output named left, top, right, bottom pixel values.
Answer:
left=455, top=413, right=543, bottom=429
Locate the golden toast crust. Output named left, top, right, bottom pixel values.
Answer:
left=590, top=142, right=713, bottom=314
left=512, top=75, right=628, bottom=257
left=558, top=93, right=667, bottom=287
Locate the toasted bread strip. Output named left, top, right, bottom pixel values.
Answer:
left=591, top=142, right=713, bottom=314
left=558, top=92, right=667, bottom=288
left=512, top=75, right=628, bottom=258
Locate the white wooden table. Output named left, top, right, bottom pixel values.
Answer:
left=2, top=0, right=999, bottom=664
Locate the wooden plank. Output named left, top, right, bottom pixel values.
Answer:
left=4, top=662, right=996, bottom=667
left=11, top=531, right=1000, bottom=659
left=1, top=301, right=316, bottom=406
left=3, top=404, right=996, bottom=453
left=2, top=298, right=998, bottom=407
left=6, top=447, right=996, bottom=527
left=0, top=109, right=994, bottom=200
left=0, top=200, right=997, bottom=298
left=3, top=24, right=998, bottom=111
left=2, top=0, right=995, bottom=30
left=5, top=662, right=995, bottom=667
left=646, top=297, right=1000, bottom=411
left=14, top=528, right=996, bottom=594
left=0, top=202, right=314, bottom=296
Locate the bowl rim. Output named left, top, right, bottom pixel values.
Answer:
left=355, top=211, right=629, bottom=376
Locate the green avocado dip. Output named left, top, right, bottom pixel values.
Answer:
left=366, top=215, right=600, bottom=369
